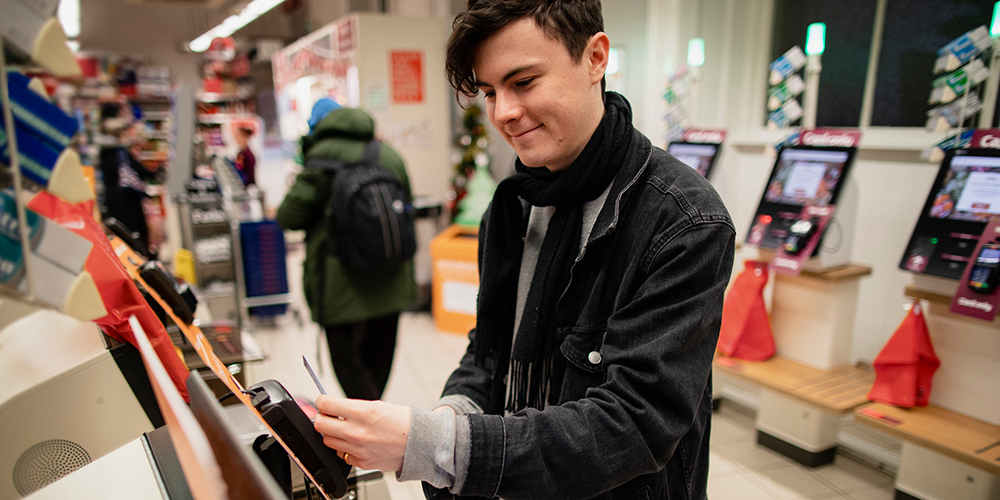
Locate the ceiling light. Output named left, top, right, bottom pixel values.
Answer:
left=58, top=0, right=80, bottom=39
left=687, top=38, right=705, bottom=67
left=188, top=0, right=285, bottom=52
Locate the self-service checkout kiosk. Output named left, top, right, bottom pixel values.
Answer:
left=667, top=141, right=721, bottom=179
left=893, top=146, right=1000, bottom=500
left=900, top=148, right=1000, bottom=288
left=724, top=142, right=865, bottom=468
left=668, top=129, right=727, bottom=179
left=745, top=144, right=858, bottom=270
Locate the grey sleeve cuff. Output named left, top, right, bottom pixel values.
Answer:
left=434, top=394, right=484, bottom=415
left=397, top=406, right=472, bottom=493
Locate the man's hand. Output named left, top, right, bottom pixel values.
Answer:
left=313, top=396, right=411, bottom=472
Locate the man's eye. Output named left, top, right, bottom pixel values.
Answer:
left=515, top=78, right=533, bottom=87
left=483, top=90, right=496, bottom=98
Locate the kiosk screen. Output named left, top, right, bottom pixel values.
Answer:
left=763, top=148, right=850, bottom=207
left=927, top=154, right=1000, bottom=222
left=667, top=142, right=719, bottom=178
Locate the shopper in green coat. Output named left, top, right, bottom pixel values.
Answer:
left=277, top=102, right=416, bottom=400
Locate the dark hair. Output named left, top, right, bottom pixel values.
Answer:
left=446, top=0, right=604, bottom=99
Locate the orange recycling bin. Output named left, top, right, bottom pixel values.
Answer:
left=430, top=224, right=480, bottom=334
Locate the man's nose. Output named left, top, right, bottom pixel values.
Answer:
left=493, top=91, right=522, bottom=124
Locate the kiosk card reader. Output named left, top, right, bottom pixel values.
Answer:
left=968, top=242, right=1000, bottom=293
left=900, top=148, right=1000, bottom=280
left=746, top=145, right=856, bottom=261
left=667, top=142, right=721, bottom=178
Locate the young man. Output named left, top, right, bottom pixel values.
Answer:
left=277, top=102, right=416, bottom=401
left=313, top=1, right=735, bottom=498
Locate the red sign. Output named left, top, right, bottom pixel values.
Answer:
left=338, top=19, right=355, bottom=53
left=391, top=51, right=424, bottom=104
left=683, top=129, right=726, bottom=144
left=206, top=37, right=236, bottom=62
left=800, top=128, right=861, bottom=148
left=971, top=129, right=1000, bottom=149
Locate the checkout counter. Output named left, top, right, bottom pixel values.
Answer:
left=0, top=262, right=389, bottom=500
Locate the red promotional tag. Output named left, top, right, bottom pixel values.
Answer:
left=950, top=215, right=1000, bottom=320
left=799, top=128, right=861, bottom=148
left=971, top=129, right=1000, bottom=149
left=682, top=129, right=726, bottom=144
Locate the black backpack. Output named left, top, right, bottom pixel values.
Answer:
left=305, top=140, right=416, bottom=271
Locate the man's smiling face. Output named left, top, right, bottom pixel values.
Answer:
left=474, top=17, right=607, bottom=172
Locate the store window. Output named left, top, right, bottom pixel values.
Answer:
left=873, top=0, right=998, bottom=127
left=770, top=1, right=877, bottom=128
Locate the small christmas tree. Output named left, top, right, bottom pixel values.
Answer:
left=449, top=104, right=495, bottom=226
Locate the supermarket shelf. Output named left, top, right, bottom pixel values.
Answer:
left=144, top=111, right=173, bottom=121
left=245, top=293, right=292, bottom=308
left=131, top=94, right=173, bottom=104
left=192, top=221, right=230, bottom=230
left=197, top=91, right=253, bottom=103
left=136, top=152, right=170, bottom=161
left=197, top=113, right=258, bottom=125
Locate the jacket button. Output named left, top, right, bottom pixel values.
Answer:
left=588, top=351, right=602, bottom=365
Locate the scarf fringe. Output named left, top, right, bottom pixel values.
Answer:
left=506, top=356, right=555, bottom=413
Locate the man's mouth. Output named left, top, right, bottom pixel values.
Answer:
left=510, top=125, right=540, bottom=140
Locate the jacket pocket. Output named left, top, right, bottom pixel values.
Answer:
left=557, top=325, right=606, bottom=402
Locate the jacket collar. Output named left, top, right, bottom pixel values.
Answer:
left=586, top=126, right=653, bottom=247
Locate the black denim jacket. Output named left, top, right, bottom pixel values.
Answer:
left=427, top=126, right=736, bottom=500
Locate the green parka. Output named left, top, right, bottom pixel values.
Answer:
left=277, top=107, right=416, bottom=326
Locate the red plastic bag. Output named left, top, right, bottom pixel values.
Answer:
left=718, top=260, right=776, bottom=361
left=867, top=300, right=940, bottom=407
left=27, top=191, right=190, bottom=401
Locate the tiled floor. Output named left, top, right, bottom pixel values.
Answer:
left=239, top=245, right=898, bottom=500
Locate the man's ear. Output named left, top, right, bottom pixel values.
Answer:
left=586, top=32, right=611, bottom=84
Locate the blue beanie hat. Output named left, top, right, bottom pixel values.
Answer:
left=308, top=98, right=342, bottom=133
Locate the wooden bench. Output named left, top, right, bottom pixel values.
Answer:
left=714, top=355, right=875, bottom=415
left=855, top=403, right=1000, bottom=477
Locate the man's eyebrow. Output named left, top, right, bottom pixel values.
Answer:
left=475, top=64, right=538, bottom=88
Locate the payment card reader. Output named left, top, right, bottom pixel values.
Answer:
left=968, top=242, right=1000, bottom=293
left=781, top=218, right=820, bottom=255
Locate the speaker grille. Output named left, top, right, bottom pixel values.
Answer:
left=12, top=439, right=91, bottom=496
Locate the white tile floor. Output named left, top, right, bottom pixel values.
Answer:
left=238, top=245, right=898, bottom=500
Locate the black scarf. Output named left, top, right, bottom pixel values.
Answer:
left=475, top=92, right=633, bottom=413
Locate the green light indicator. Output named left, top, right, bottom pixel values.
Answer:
left=688, top=38, right=705, bottom=67
left=992, top=2, right=1000, bottom=37
left=930, top=238, right=939, bottom=245
left=806, top=23, right=826, bottom=56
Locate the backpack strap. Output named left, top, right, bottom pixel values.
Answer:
left=303, top=139, right=381, bottom=171
left=359, top=139, right=380, bottom=164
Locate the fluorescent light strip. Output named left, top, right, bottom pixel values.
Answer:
left=58, top=0, right=81, bottom=39
left=189, top=0, right=285, bottom=52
